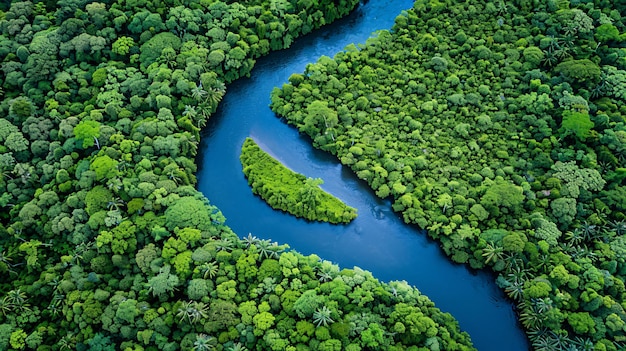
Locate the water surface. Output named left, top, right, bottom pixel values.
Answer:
left=197, top=1, right=529, bottom=350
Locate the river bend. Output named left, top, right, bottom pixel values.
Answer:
left=196, top=1, right=529, bottom=349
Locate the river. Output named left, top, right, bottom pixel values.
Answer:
left=196, top=1, right=529, bottom=350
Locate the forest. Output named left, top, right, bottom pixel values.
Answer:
left=0, top=0, right=477, bottom=350
left=240, top=138, right=357, bottom=224
left=270, top=0, right=626, bottom=349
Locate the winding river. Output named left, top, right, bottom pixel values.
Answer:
left=196, top=1, right=530, bottom=350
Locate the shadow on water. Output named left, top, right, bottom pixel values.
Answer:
left=196, top=0, right=530, bottom=350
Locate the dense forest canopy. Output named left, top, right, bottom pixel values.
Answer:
left=270, top=0, right=626, bottom=349
left=0, top=0, right=477, bottom=350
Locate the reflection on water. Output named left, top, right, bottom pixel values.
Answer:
left=196, top=1, right=529, bottom=350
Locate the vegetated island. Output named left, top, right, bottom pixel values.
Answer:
left=241, top=137, right=357, bottom=223
left=271, top=0, right=626, bottom=349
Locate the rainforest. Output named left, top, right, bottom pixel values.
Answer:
left=270, top=0, right=626, bottom=350
left=0, top=0, right=625, bottom=350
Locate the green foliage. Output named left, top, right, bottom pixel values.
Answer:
left=240, top=138, right=356, bottom=223
left=270, top=0, right=626, bottom=348
left=139, top=32, right=182, bottom=68
left=74, top=120, right=101, bottom=148
left=559, top=110, right=594, bottom=141
left=112, top=36, right=136, bottom=56
left=164, top=195, right=217, bottom=232
left=555, top=59, right=602, bottom=87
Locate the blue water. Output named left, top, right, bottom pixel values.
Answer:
left=196, top=1, right=529, bottom=350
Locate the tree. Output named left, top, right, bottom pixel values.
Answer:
left=10, top=329, right=27, bottom=350
left=253, top=311, right=275, bottom=335
left=567, top=312, right=596, bottom=335
left=176, top=300, right=209, bottom=325
left=550, top=197, right=577, bottom=227
left=4, top=131, right=29, bottom=152
left=303, top=100, right=338, bottom=136
left=523, top=46, right=544, bottom=67
left=482, top=242, right=504, bottom=265
left=595, top=23, right=620, bottom=43
left=555, top=59, right=601, bottom=87
left=531, top=214, right=563, bottom=247
left=147, top=265, right=180, bottom=298
left=90, top=155, right=119, bottom=181
left=115, top=298, right=138, bottom=324
left=112, top=36, right=135, bottom=56
left=313, top=306, right=334, bottom=327
left=559, top=110, right=594, bottom=141
left=293, top=290, right=324, bottom=318
left=164, top=195, right=214, bottom=232
left=139, top=32, right=182, bottom=67
left=193, top=334, right=216, bottom=351
left=480, top=179, right=524, bottom=215
left=96, top=220, right=137, bottom=255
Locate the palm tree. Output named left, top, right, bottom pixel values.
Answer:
left=179, top=132, right=199, bottom=156
left=0, top=250, right=16, bottom=275
left=535, top=253, right=552, bottom=273
left=553, top=46, right=571, bottom=60
left=183, top=104, right=208, bottom=128
left=503, top=253, right=525, bottom=272
left=580, top=221, right=599, bottom=242
left=564, top=228, right=584, bottom=246
left=313, top=306, right=334, bottom=327
left=47, top=293, right=64, bottom=317
left=500, top=268, right=526, bottom=301
left=241, top=233, right=260, bottom=248
left=191, top=84, right=208, bottom=101
left=531, top=334, right=559, bottom=351
left=228, top=342, right=248, bottom=351
left=567, top=244, right=598, bottom=262
left=215, top=238, right=235, bottom=252
left=197, top=101, right=213, bottom=124
left=107, top=197, right=125, bottom=212
left=4, top=288, right=30, bottom=312
left=504, top=280, right=524, bottom=301
left=482, top=242, right=504, bottom=265
left=608, top=220, right=626, bottom=236
left=317, top=270, right=333, bottom=283
left=532, top=297, right=553, bottom=314
left=572, top=336, right=594, bottom=351
left=206, top=86, right=226, bottom=108
left=183, top=105, right=198, bottom=119
left=519, top=302, right=544, bottom=329
left=201, top=261, right=219, bottom=280
left=0, top=297, right=11, bottom=316
left=256, top=239, right=273, bottom=259
left=495, top=1, right=508, bottom=15
left=541, top=51, right=558, bottom=67
left=177, top=301, right=209, bottom=325
left=58, top=334, right=76, bottom=351
left=256, top=239, right=285, bottom=259
left=193, top=334, right=216, bottom=351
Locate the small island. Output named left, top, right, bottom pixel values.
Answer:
left=241, top=137, right=357, bottom=223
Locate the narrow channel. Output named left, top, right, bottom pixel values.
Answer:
left=196, top=1, right=530, bottom=349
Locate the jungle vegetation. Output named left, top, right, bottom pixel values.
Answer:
left=270, top=0, right=626, bottom=349
left=0, top=0, right=476, bottom=350
left=240, top=138, right=357, bottom=224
